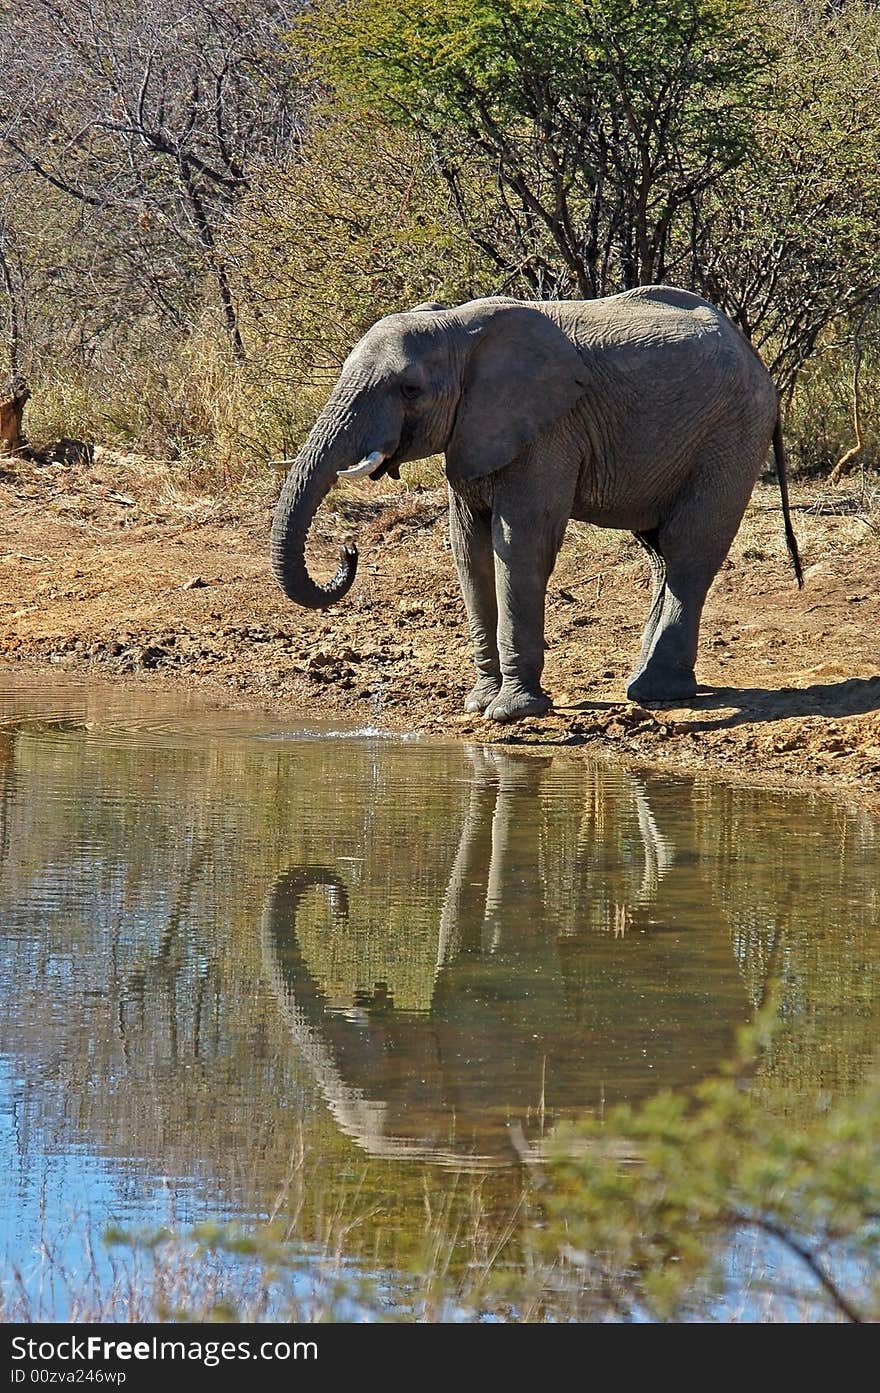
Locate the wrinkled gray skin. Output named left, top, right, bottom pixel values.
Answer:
left=271, top=286, right=798, bottom=722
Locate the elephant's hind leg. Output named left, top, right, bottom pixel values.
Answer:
left=630, top=529, right=667, bottom=677
left=448, top=488, right=502, bottom=713
left=625, top=555, right=703, bottom=703
left=626, top=481, right=746, bottom=703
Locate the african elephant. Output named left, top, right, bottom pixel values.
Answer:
left=270, top=286, right=802, bottom=722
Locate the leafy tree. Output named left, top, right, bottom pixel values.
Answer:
left=299, top=0, right=776, bottom=299
left=695, top=0, right=880, bottom=398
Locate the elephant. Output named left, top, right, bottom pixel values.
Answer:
left=270, top=286, right=803, bottom=722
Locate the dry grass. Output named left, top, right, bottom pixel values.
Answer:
left=18, top=319, right=880, bottom=506
left=730, top=479, right=879, bottom=577
left=0, top=1167, right=536, bottom=1324
left=786, top=346, right=880, bottom=478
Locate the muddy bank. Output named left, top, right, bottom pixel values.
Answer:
left=1, top=451, right=878, bottom=810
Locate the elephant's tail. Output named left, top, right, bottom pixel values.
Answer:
left=773, top=417, right=804, bottom=589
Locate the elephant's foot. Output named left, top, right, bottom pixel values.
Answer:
left=626, top=665, right=697, bottom=704
left=483, top=684, right=552, bottom=723
left=464, top=674, right=502, bottom=713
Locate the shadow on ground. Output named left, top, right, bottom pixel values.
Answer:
left=678, top=676, right=880, bottom=731
left=557, top=676, right=880, bottom=734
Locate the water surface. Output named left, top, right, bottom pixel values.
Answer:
left=0, top=674, right=877, bottom=1318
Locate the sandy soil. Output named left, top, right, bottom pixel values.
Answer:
left=1, top=449, right=878, bottom=811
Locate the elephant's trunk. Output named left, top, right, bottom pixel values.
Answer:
left=269, top=413, right=385, bottom=610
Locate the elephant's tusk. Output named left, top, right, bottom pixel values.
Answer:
left=337, top=450, right=386, bottom=479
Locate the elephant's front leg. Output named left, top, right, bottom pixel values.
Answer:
left=448, top=488, right=502, bottom=713
left=484, top=485, right=569, bottom=723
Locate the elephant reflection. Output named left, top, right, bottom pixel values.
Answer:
left=262, top=750, right=750, bottom=1167
left=439, top=748, right=676, bottom=960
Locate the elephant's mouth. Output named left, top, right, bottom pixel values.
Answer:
left=366, top=421, right=417, bottom=481
left=380, top=421, right=417, bottom=478
left=335, top=421, right=417, bottom=484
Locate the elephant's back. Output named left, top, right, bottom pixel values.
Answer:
left=562, top=287, right=777, bottom=518
left=611, top=284, right=718, bottom=314
left=566, top=287, right=774, bottom=417
left=571, top=286, right=739, bottom=356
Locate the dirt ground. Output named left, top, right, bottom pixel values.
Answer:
left=1, top=448, right=878, bottom=812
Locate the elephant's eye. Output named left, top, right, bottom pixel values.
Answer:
left=400, top=381, right=421, bottom=402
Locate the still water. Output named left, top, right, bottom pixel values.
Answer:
left=0, top=674, right=878, bottom=1319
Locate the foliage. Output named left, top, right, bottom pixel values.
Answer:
left=233, top=109, right=488, bottom=382
left=298, top=0, right=775, bottom=298
left=1, top=0, right=880, bottom=476
left=698, top=0, right=880, bottom=395
left=217, top=106, right=488, bottom=473
left=540, top=1017, right=880, bottom=1321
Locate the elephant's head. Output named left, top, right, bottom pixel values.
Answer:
left=269, top=299, right=588, bottom=608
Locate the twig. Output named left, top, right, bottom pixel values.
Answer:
left=563, top=558, right=640, bottom=590
left=0, top=224, right=23, bottom=380
left=828, top=287, right=880, bottom=488
left=740, top=1213, right=864, bottom=1323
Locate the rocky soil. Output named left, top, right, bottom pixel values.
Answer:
left=1, top=449, right=878, bottom=811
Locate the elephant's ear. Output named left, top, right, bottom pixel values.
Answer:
left=447, top=306, right=588, bottom=481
